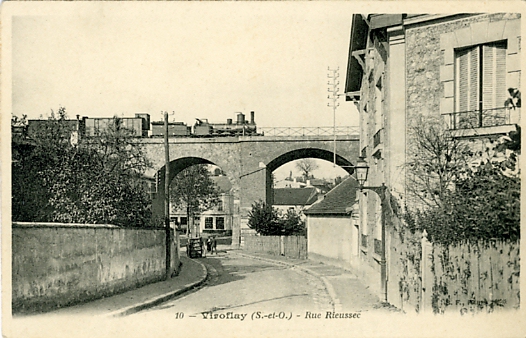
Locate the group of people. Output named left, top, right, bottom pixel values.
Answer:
left=197, top=235, right=217, bottom=257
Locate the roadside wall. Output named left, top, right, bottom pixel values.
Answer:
left=12, top=222, right=179, bottom=314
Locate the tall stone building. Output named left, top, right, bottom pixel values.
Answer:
left=344, top=14, right=521, bottom=304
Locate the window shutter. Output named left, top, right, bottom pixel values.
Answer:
left=456, top=46, right=479, bottom=112
left=482, top=41, right=507, bottom=109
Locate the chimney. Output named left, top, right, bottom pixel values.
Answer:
left=236, top=112, right=245, bottom=124
left=250, top=111, right=255, bottom=124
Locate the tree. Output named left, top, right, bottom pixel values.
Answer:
left=247, top=200, right=281, bottom=235
left=169, top=164, right=220, bottom=236
left=403, top=115, right=520, bottom=244
left=295, top=158, right=319, bottom=182
left=247, top=200, right=306, bottom=236
left=405, top=115, right=471, bottom=209
left=12, top=108, right=154, bottom=227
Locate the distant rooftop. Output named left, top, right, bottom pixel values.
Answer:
left=304, top=176, right=359, bottom=216
left=273, top=187, right=318, bottom=206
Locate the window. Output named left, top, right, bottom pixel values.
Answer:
left=205, top=217, right=213, bottom=229
left=375, top=79, right=383, bottom=132
left=455, top=41, right=507, bottom=127
left=216, top=217, right=225, bottom=230
left=218, top=200, right=223, bottom=212
left=180, top=217, right=187, bottom=225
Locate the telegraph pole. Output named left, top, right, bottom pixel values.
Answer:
left=164, top=111, right=171, bottom=280
left=327, top=67, right=341, bottom=166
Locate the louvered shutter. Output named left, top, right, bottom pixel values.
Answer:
left=482, top=41, right=507, bottom=109
left=456, top=46, right=480, bottom=112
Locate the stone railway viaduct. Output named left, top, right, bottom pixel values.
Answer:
left=141, top=134, right=360, bottom=247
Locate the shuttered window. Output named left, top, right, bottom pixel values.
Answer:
left=455, top=41, right=507, bottom=113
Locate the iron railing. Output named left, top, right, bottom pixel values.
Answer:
left=443, top=107, right=514, bottom=130
left=258, top=126, right=359, bottom=137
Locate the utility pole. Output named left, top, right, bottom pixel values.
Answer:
left=327, top=67, right=340, bottom=167
left=164, top=111, right=172, bottom=280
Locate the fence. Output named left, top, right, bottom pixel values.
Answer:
left=428, top=239, right=520, bottom=314
left=258, top=126, right=359, bottom=137
left=241, top=234, right=307, bottom=259
left=389, top=227, right=520, bottom=314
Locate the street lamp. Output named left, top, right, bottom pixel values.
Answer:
left=354, top=156, right=388, bottom=303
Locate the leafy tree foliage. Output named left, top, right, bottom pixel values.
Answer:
left=169, top=164, right=220, bottom=235
left=247, top=200, right=306, bottom=236
left=12, top=108, right=154, bottom=227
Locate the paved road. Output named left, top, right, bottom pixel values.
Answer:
left=133, top=251, right=333, bottom=320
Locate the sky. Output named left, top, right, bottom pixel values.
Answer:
left=10, top=2, right=359, bottom=129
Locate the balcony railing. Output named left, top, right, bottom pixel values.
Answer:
left=258, top=126, right=359, bottom=137
left=443, top=107, right=518, bottom=130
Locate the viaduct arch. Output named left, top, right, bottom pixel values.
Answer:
left=141, top=135, right=360, bottom=247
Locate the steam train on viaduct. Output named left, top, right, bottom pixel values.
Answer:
left=23, top=111, right=259, bottom=139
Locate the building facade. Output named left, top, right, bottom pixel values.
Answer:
left=304, top=177, right=360, bottom=270
left=345, top=13, right=521, bottom=302
left=171, top=174, right=234, bottom=235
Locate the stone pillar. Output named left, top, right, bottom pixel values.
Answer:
left=386, top=25, right=406, bottom=199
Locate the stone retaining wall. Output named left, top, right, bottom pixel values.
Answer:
left=12, top=222, right=179, bottom=314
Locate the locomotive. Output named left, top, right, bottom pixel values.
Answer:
left=151, top=111, right=258, bottom=137
left=193, top=111, right=257, bottom=137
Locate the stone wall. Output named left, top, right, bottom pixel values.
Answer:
left=405, top=13, right=521, bottom=137
left=12, top=222, right=179, bottom=314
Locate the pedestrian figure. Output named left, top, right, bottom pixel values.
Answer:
left=206, top=236, right=217, bottom=255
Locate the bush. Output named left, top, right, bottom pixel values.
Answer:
left=404, top=166, right=520, bottom=245
left=247, top=200, right=306, bottom=236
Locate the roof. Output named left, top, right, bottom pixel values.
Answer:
left=344, top=14, right=369, bottom=100
left=304, top=176, right=359, bottom=216
left=345, top=14, right=405, bottom=101
left=273, top=187, right=318, bottom=206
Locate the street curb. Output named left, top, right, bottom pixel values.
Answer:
left=229, top=251, right=342, bottom=312
left=107, top=258, right=209, bottom=317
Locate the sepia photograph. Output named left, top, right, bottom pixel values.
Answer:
left=2, top=2, right=523, bottom=337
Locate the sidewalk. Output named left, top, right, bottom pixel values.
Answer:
left=15, top=256, right=208, bottom=318
left=229, top=250, right=400, bottom=314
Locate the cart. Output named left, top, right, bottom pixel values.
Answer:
left=186, top=237, right=205, bottom=258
